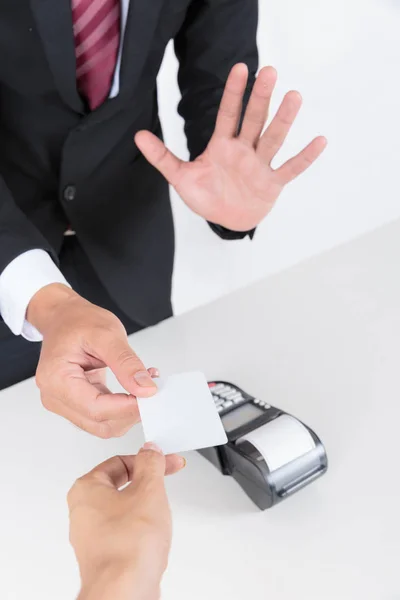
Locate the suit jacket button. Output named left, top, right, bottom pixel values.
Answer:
left=64, top=185, right=76, bottom=202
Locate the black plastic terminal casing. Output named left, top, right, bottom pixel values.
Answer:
left=198, top=381, right=328, bottom=510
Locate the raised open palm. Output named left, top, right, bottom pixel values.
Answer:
left=135, top=64, right=327, bottom=232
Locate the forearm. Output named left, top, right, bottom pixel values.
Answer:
left=0, top=176, right=57, bottom=275
left=0, top=171, right=69, bottom=340
left=174, top=0, right=259, bottom=159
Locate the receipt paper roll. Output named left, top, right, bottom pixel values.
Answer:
left=237, top=414, right=316, bottom=472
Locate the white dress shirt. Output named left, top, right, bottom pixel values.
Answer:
left=0, top=0, right=130, bottom=341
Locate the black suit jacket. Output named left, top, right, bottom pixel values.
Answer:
left=0, top=0, right=258, bottom=328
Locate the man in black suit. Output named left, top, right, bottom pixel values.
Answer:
left=0, top=0, right=326, bottom=435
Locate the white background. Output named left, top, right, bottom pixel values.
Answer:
left=157, top=0, right=400, bottom=314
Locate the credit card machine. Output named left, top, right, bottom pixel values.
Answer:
left=198, top=381, right=328, bottom=510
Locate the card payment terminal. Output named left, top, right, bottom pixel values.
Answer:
left=198, top=381, right=328, bottom=510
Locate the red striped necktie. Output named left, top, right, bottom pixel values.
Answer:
left=71, top=0, right=121, bottom=111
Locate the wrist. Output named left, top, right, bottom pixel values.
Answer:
left=26, top=283, right=78, bottom=334
left=79, top=562, right=160, bottom=600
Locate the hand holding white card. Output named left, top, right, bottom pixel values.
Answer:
left=137, top=372, right=228, bottom=455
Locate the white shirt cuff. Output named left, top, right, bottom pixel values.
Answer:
left=0, top=249, right=71, bottom=342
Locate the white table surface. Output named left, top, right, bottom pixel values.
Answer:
left=1, top=220, right=400, bottom=600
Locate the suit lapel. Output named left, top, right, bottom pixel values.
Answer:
left=30, top=0, right=85, bottom=113
left=119, top=0, right=165, bottom=98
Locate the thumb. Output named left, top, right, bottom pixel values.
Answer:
left=130, top=443, right=167, bottom=491
left=135, top=130, right=184, bottom=187
left=101, top=336, right=158, bottom=397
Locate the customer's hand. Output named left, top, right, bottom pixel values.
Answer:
left=136, top=64, right=327, bottom=232
left=69, top=443, right=183, bottom=600
left=28, top=283, right=158, bottom=438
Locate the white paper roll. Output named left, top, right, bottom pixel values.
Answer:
left=237, top=414, right=316, bottom=472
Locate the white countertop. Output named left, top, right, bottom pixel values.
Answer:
left=1, top=220, right=400, bottom=600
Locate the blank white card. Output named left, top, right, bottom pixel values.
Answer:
left=137, top=372, right=228, bottom=455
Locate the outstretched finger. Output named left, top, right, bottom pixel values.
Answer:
left=257, top=91, right=302, bottom=164
left=274, top=136, right=328, bottom=184
left=213, top=63, right=249, bottom=139
left=239, top=66, right=277, bottom=147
